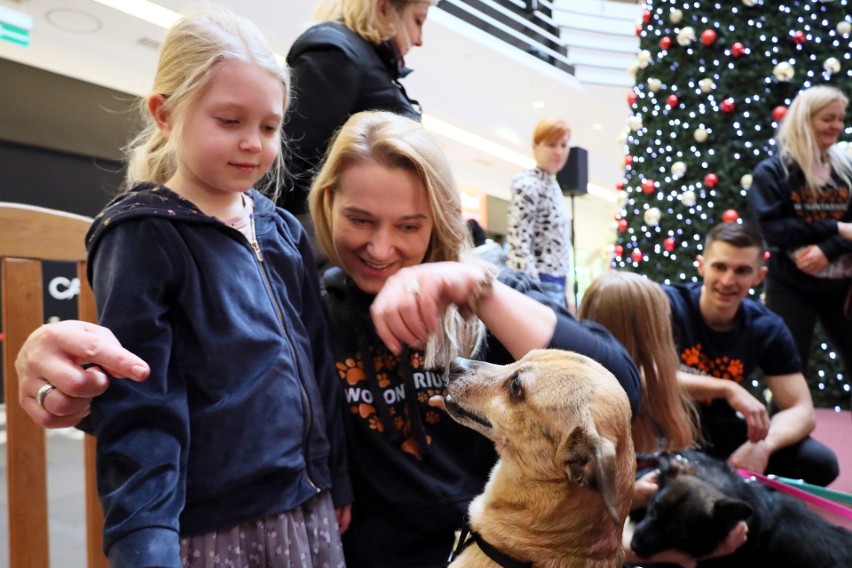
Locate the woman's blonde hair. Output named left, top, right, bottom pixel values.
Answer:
left=579, top=271, right=700, bottom=453
left=125, top=4, right=290, bottom=200
left=776, top=85, right=852, bottom=194
left=309, top=110, right=484, bottom=367
left=312, top=0, right=436, bottom=44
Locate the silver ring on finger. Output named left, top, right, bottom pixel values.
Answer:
left=36, top=383, right=57, bottom=410
left=404, top=278, right=421, bottom=295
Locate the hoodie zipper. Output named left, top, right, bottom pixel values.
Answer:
left=248, top=214, right=319, bottom=492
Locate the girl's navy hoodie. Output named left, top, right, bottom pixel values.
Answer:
left=85, top=183, right=351, bottom=567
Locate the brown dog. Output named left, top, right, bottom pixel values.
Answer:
left=444, top=349, right=635, bottom=568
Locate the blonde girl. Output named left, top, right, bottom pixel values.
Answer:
left=84, top=6, right=349, bottom=567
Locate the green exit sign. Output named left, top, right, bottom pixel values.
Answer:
left=0, top=5, right=32, bottom=47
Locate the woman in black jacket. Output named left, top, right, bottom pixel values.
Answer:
left=749, top=85, right=852, bottom=379
left=282, top=0, right=435, bottom=222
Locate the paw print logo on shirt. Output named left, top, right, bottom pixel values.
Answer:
left=375, top=372, right=391, bottom=389
left=679, top=344, right=745, bottom=384
left=336, top=358, right=366, bottom=386
left=681, top=346, right=702, bottom=368
left=424, top=410, right=441, bottom=425
left=368, top=415, right=384, bottom=432
left=352, top=403, right=376, bottom=419
left=725, top=359, right=744, bottom=383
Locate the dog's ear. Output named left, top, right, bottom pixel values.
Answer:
left=562, top=425, right=622, bottom=525
left=656, top=454, right=692, bottom=487
left=712, top=497, right=752, bottom=524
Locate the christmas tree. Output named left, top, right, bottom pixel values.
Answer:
left=616, top=0, right=852, bottom=408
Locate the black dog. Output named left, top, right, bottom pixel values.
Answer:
left=630, top=451, right=852, bottom=567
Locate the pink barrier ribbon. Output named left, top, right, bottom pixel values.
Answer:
left=736, top=468, right=852, bottom=521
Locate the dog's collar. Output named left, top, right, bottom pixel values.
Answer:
left=448, top=525, right=533, bottom=568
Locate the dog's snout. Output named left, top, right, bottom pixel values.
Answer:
left=448, top=357, right=478, bottom=382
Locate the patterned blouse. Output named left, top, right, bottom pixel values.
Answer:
left=506, top=167, right=572, bottom=280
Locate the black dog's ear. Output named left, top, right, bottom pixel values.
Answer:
left=712, top=497, right=752, bottom=524
left=655, top=455, right=690, bottom=488
left=562, top=425, right=622, bottom=524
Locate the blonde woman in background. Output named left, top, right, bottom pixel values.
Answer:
left=749, top=85, right=852, bottom=380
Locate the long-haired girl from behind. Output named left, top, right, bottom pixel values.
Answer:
left=580, top=271, right=700, bottom=453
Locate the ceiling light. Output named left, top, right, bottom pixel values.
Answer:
left=422, top=115, right=535, bottom=169
left=46, top=9, right=102, bottom=34
left=90, top=0, right=178, bottom=29
left=587, top=183, right=619, bottom=203
left=532, top=100, right=545, bottom=108
left=91, top=1, right=287, bottom=65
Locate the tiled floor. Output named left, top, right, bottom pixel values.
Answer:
left=812, top=407, right=852, bottom=494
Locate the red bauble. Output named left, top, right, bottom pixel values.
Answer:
left=615, top=181, right=625, bottom=191
left=772, top=105, right=788, bottom=122
left=625, top=155, right=634, bottom=167
left=614, top=245, right=624, bottom=258
left=730, top=42, right=745, bottom=57
left=720, top=98, right=735, bottom=113
left=660, top=36, right=672, bottom=50
left=792, top=30, right=806, bottom=45
left=721, top=209, right=740, bottom=223
left=701, top=29, right=718, bottom=46
left=635, top=23, right=643, bottom=37
left=631, top=249, right=644, bottom=263
left=641, top=179, right=656, bottom=194
left=627, top=91, right=638, bottom=105
left=617, top=219, right=628, bottom=233
left=704, top=173, right=719, bottom=188
left=663, top=237, right=676, bottom=252
left=666, top=94, right=680, bottom=107
left=642, top=9, right=652, bottom=23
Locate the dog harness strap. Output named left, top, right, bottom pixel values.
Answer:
left=447, top=526, right=473, bottom=564
left=470, top=531, right=533, bottom=568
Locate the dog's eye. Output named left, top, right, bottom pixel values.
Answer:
left=507, top=374, right=524, bottom=401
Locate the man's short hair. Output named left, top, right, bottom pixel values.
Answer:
left=705, top=222, right=765, bottom=252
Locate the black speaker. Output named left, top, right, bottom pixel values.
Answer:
left=556, top=147, right=588, bottom=196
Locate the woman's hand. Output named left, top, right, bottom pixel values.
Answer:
left=631, top=470, right=659, bottom=510
left=16, top=320, right=149, bottom=428
left=793, top=245, right=829, bottom=275
left=335, top=504, right=352, bottom=535
left=370, top=263, right=489, bottom=355
left=625, top=520, right=748, bottom=568
left=839, top=221, right=852, bottom=241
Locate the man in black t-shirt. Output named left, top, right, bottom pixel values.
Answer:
left=665, top=223, right=838, bottom=486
